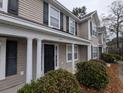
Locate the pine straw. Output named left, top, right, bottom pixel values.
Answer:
left=81, top=64, right=122, bottom=93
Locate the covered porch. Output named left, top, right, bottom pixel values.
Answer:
left=0, top=15, right=91, bottom=93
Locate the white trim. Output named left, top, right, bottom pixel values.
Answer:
left=72, top=43, right=75, bottom=73
left=0, top=38, right=6, bottom=80
left=26, top=38, right=33, bottom=83
left=49, top=4, right=60, bottom=29
left=87, top=44, right=91, bottom=60
left=88, top=20, right=91, bottom=40
left=36, top=39, right=42, bottom=79
left=0, top=0, right=8, bottom=12
left=0, top=13, right=90, bottom=45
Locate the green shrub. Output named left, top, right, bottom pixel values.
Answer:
left=76, top=61, right=109, bottom=90
left=101, top=53, right=116, bottom=63
left=90, top=59, right=106, bottom=66
left=110, top=53, right=122, bottom=61
left=17, top=81, right=38, bottom=93
left=18, top=69, right=81, bottom=93
left=37, top=69, right=81, bottom=93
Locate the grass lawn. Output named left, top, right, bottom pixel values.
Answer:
left=80, top=63, right=122, bottom=93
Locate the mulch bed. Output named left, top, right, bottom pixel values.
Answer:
left=80, top=63, right=122, bottom=93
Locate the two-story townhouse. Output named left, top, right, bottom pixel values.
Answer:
left=78, top=11, right=106, bottom=59
left=0, top=0, right=92, bottom=93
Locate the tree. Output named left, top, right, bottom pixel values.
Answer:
left=102, top=0, right=123, bottom=49
left=72, top=6, right=87, bottom=19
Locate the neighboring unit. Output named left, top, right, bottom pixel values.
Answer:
left=0, top=0, right=105, bottom=93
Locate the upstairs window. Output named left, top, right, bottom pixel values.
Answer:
left=69, top=18, right=75, bottom=35
left=8, top=0, right=18, bottom=15
left=91, top=22, right=97, bottom=37
left=0, top=0, right=8, bottom=12
left=49, top=5, right=60, bottom=29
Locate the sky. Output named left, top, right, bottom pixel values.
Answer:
left=57, top=0, right=117, bottom=17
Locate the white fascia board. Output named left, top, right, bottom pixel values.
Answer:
left=0, top=13, right=90, bottom=43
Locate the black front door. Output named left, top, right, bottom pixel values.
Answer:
left=44, top=44, right=54, bottom=73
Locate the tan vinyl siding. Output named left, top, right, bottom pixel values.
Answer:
left=91, top=37, right=99, bottom=45
left=0, top=38, right=26, bottom=91
left=59, top=44, right=72, bottom=72
left=78, top=21, right=89, bottom=39
left=79, top=45, right=88, bottom=61
left=19, top=0, right=43, bottom=24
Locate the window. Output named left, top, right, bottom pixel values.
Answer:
left=74, top=45, right=78, bottom=60
left=49, top=5, right=60, bottom=29
left=91, top=22, right=97, bottom=36
left=0, top=0, right=3, bottom=8
left=67, top=45, right=72, bottom=62
left=43, top=1, right=49, bottom=25
left=69, top=18, right=75, bottom=35
left=67, top=45, right=78, bottom=62
left=92, top=46, right=98, bottom=59
left=0, top=0, right=8, bottom=12
left=6, top=41, right=17, bottom=76
left=8, top=0, right=18, bottom=15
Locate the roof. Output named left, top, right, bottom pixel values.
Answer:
left=81, top=11, right=96, bottom=19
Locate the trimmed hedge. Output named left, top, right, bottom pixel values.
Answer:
left=101, top=53, right=116, bottom=63
left=101, top=53, right=122, bottom=63
left=90, top=59, right=106, bottom=66
left=17, top=69, right=81, bottom=93
left=110, top=53, right=122, bottom=61
left=37, top=69, right=81, bottom=93
left=76, top=61, right=109, bottom=90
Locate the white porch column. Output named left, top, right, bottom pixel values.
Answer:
left=26, top=38, right=33, bottom=83
left=36, top=39, right=42, bottom=79
left=88, top=44, right=91, bottom=60
left=72, top=43, right=75, bottom=73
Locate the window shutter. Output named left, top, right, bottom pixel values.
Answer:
left=43, top=1, right=49, bottom=25
left=90, top=21, right=92, bottom=35
left=8, top=0, right=18, bottom=15
left=6, top=41, right=17, bottom=76
left=66, top=16, right=69, bottom=32
left=75, top=22, right=77, bottom=35
left=60, top=12, right=63, bottom=31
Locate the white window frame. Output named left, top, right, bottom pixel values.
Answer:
left=66, top=44, right=72, bottom=63
left=0, top=0, right=8, bottom=12
left=92, top=46, right=98, bottom=59
left=74, top=45, right=78, bottom=61
left=0, top=38, right=6, bottom=80
left=92, top=22, right=97, bottom=37
left=49, top=4, right=60, bottom=29
left=69, top=17, right=75, bottom=35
